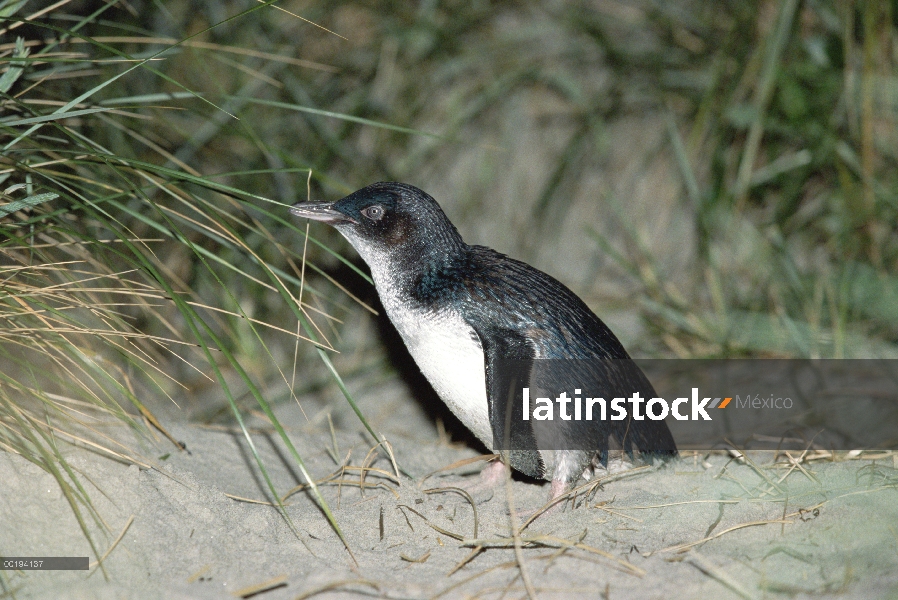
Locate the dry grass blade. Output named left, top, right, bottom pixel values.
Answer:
left=293, top=579, right=380, bottom=600
left=661, top=518, right=795, bottom=554
left=521, top=465, right=652, bottom=530
left=722, top=441, right=783, bottom=494
left=447, top=545, right=484, bottom=577
left=420, top=454, right=500, bottom=485
left=399, top=550, right=431, bottom=563
left=461, top=534, right=646, bottom=577
left=423, top=486, right=479, bottom=539
left=500, top=459, right=538, bottom=600
left=222, top=493, right=283, bottom=506
left=397, top=504, right=466, bottom=541
left=687, top=551, right=755, bottom=600
left=280, top=462, right=400, bottom=502
left=232, top=575, right=288, bottom=598
left=88, top=514, right=134, bottom=573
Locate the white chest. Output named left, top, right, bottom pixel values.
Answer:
left=343, top=241, right=493, bottom=448
left=381, top=296, right=492, bottom=448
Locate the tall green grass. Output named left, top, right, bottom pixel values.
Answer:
left=0, top=0, right=383, bottom=563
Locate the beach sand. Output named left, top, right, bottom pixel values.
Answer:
left=3, top=379, right=897, bottom=599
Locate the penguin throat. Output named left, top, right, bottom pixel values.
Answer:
left=410, top=249, right=475, bottom=305
left=340, top=225, right=469, bottom=307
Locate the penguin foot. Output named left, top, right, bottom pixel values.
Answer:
left=472, top=458, right=506, bottom=491
left=453, top=458, right=506, bottom=499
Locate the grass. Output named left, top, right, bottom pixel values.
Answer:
left=0, top=0, right=379, bottom=566
left=1, top=0, right=896, bottom=594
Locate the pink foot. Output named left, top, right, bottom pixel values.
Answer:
left=514, top=479, right=572, bottom=522
left=459, top=458, right=506, bottom=497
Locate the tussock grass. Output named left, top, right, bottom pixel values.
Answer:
left=0, top=0, right=380, bottom=562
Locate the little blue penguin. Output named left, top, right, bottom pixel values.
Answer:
left=290, top=182, right=677, bottom=502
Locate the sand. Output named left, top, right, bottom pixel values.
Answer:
left=2, top=378, right=898, bottom=599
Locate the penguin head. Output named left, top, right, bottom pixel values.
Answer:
left=291, top=182, right=465, bottom=268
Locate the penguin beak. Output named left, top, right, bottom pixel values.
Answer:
left=290, top=201, right=357, bottom=224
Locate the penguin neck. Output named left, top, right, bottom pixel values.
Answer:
left=370, top=238, right=471, bottom=309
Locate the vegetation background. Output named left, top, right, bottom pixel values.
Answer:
left=1, top=0, right=897, bottom=596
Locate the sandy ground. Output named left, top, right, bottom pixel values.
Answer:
left=3, top=378, right=898, bottom=600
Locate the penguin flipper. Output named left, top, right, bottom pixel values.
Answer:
left=470, top=324, right=546, bottom=480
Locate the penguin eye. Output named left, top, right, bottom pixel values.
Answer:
left=361, top=205, right=385, bottom=221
